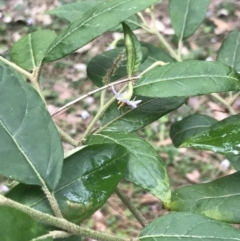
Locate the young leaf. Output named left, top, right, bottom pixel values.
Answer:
left=43, top=0, right=159, bottom=62
left=10, top=30, right=56, bottom=71
left=100, top=96, right=186, bottom=132
left=86, top=132, right=171, bottom=205
left=122, top=22, right=142, bottom=77
left=217, top=31, right=240, bottom=72
left=182, top=114, right=240, bottom=155
left=134, top=60, right=240, bottom=98
left=7, top=143, right=128, bottom=223
left=169, top=0, right=210, bottom=40
left=87, top=47, right=148, bottom=87
left=170, top=172, right=240, bottom=223
left=170, top=114, right=217, bottom=147
left=0, top=206, right=52, bottom=241
left=0, top=62, right=63, bottom=190
left=139, top=212, right=240, bottom=241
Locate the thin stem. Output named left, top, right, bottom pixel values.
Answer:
left=31, top=231, right=71, bottom=241
left=52, top=76, right=140, bottom=117
left=115, top=187, right=148, bottom=228
left=0, top=195, right=130, bottom=241
left=177, top=40, right=183, bottom=61
left=42, top=186, right=63, bottom=219
left=210, top=93, right=236, bottom=115
left=57, top=126, right=79, bottom=147
left=100, top=89, right=106, bottom=108
left=229, top=91, right=240, bottom=105
left=0, top=56, right=33, bottom=81
left=32, top=64, right=43, bottom=83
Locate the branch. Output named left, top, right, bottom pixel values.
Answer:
left=51, top=76, right=140, bottom=117
left=57, top=126, right=79, bottom=147
left=115, top=187, right=148, bottom=228
left=0, top=56, right=33, bottom=81
left=31, top=231, right=71, bottom=241
left=0, top=195, right=130, bottom=241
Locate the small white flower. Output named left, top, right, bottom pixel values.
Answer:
left=111, top=85, right=142, bottom=109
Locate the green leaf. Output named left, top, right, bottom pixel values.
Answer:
left=182, top=114, right=240, bottom=155
left=134, top=60, right=240, bottom=98
left=0, top=62, right=63, bottom=190
left=47, top=1, right=99, bottom=22
left=139, top=212, right=240, bottom=241
left=100, top=96, right=186, bottom=132
left=139, top=42, right=175, bottom=71
left=217, top=31, right=240, bottom=72
left=86, top=132, right=171, bottom=205
left=170, top=114, right=217, bottom=147
left=44, top=0, right=159, bottom=62
left=10, top=30, right=56, bottom=71
left=7, top=143, right=128, bottom=223
left=0, top=206, right=52, bottom=241
left=56, top=236, right=81, bottom=241
left=226, top=155, right=240, bottom=170
left=170, top=172, right=240, bottom=223
left=169, top=0, right=210, bottom=40
left=48, top=1, right=141, bottom=32
left=87, top=47, right=148, bottom=87
left=122, top=22, right=142, bottom=77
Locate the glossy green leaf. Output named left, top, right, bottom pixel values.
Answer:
left=7, top=143, right=128, bottom=223
left=170, top=114, right=217, bottom=147
left=122, top=22, right=142, bottom=77
left=44, top=0, right=159, bottom=62
left=87, top=47, right=148, bottom=87
left=0, top=62, right=63, bottom=190
left=182, top=114, right=240, bottom=155
left=134, top=60, right=240, bottom=98
left=100, top=96, right=186, bottom=132
left=169, top=0, right=210, bottom=40
left=170, top=172, right=240, bottom=223
left=0, top=206, right=52, bottom=241
left=10, top=30, right=56, bottom=71
left=139, top=42, right=175, bottom=71
left=48, top=1, right=141, bottom=32
left=226, top=155, right=240, bottom=170
left=139, top=212, right=240, bottom=241
left=217, top=31, right=240, bottom=72
left=86, top=132, right=171, bottom=205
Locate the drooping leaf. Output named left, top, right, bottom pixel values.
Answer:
left=122, top=22, right=142, bottom=77
left=182, top=114, right=240, bottom=155
left=43, top=0, right=159, bottom=62
left=86, top=132, right=171, bottom=205
left=226, top=155, right=240, bottom=170
left=100, top=96, right=186, bottom=132
left=139, top=212, right=240, bottom=241
left=0, top=61, right=63, bottom=190
left=169, top=0, right=210, bottom=40
left=10, top=30, right=56, bottom=71
left=134, top=60, right=240, bottom=98
left=217, top=31, right=240, bottom=72
left=170, top=114, right=217, bottom=147
left=7, top=143, right=128, bottom=223
left=169, top=172, right=240, bottom=223
left=0, top=206, right=52, bottom=241
left=87, top=47, right=148, bottom=87
left=48, top=1, right=141, bottom=32
left=139, top=42, right=176, bottom=71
